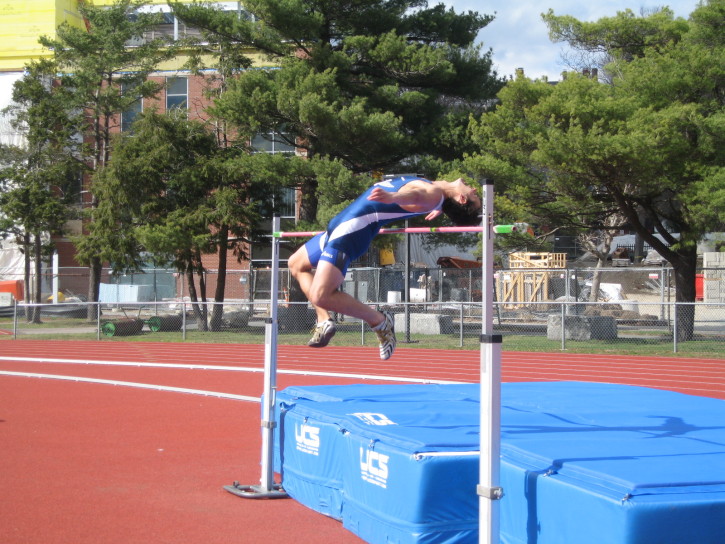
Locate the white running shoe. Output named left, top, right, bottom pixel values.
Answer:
left=373, top=310, right=396, bottom=360
left=308, top=319, right=336, bottom=348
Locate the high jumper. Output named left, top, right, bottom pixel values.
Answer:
left=288, top=175, right=482, bottom=360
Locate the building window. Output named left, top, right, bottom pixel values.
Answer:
left=274, top=188, right=296, bottom=219
left=166, top=77, right=187, bottom=111
left=66, top=169, right=84, bottom=208
left=131, top=4, right=252, bottom=44
left=220, top=5, right=256, bottom=22
left=136, top=9, right=201, bottom=42
left=121, top=82, right=142, bottom=132
left=251, top=129, right=295, bottom=155
left=252, top=128, right=296, bottom=218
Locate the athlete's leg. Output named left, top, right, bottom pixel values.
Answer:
left=308, top=261, right=385, bottom=327
left=293, top=249, right=395, bottom=359
left=309, top=262, right=396, bottom=359
left=287, top=244, right=331, bottom=324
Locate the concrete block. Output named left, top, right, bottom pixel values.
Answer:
left=395, top=313, right=455, bottom=335
left=223, top=310, right=250, bottom=328
left=387, top=291, right=402, bottom=303
left=547, top=314, right=617, bottom=341
left=278, top=306, right=316, bottom=333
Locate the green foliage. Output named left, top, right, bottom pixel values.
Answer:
left=41, top=0, right=176, bottom=147
left=86, top=111, right=236, bottom=272
left=0, top=60, right=80, bottom=316
left=90, top=109, right=320, bottom=279
left=174, top=0, right=504, bottom=226
left=468, top=0, right=724, bottom=314
left=543, top=7, right=689, bottom=61
left=0, top=160, right=72, bottom=239
left=0, top=59, right=78, bottom=243
left=32, top=0, right=182, bottom=306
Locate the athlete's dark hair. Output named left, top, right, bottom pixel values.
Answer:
left=442, top=197, right=482, bottom=227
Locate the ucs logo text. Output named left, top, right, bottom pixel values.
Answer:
left=360, top=447, right=389, bottom=488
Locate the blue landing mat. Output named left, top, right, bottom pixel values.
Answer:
left=274, top=382, right=725, bottom=544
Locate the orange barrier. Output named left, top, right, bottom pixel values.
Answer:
left=0, top=279, right=24, bottom=301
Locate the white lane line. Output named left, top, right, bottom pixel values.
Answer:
left=0, top=356, right=462, bottom=384
left=0, top=370, right=260, bottom=402
left=0, top=355, right=263, bottom=371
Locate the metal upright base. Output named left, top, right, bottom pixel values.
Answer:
left=223, top=482, right=287, bottom=499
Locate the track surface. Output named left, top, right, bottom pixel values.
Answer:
left=1, top=340, right=723, bottom=544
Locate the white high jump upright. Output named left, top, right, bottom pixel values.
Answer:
left=224, top=216, right=287, bottom=499
left=478, top=180, right=503, bottom=543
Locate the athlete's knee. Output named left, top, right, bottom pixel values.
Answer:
left=308, top=282, right=335, bottom=309
left=288, top=249, right=310, bottom=279
left=308, top=286, right=327, bottom=308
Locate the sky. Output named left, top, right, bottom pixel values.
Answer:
left=443, top=0, right=703, bottom=81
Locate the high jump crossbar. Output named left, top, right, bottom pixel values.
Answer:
left=273, top=224, right=516, bottom=237
left=227, top=187, right=504, bottom=544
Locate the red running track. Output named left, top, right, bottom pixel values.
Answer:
left=1, top=340, right=723, bottom=544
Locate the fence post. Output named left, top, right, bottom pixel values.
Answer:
left=560, top=301, right=566, bottom=351
left=673, top=302, right=678, bottom=353
left=361, top=317, right=365, bottom=346
left=469, top=270, right=473, bottom=302
left=182, top=300, right=187, bottom=341
left=96, top=302, right=101, bottom=341
left=667, top=270, right=672, bottom=325
left=660, top=264, right=666, bottom=322
left=13, top=298, right=17, bottom=340
left=460, top=302, right=464, bottom=348
left=438, top=269, right=443, bottom=303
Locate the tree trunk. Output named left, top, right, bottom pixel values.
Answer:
left=671, top=248, right=698, bottom=342
left=628, top=219, right=698, bottom=342
left=589, top=258, right=605, bottom=303
left=22, top=232, right=31, bottom=322
left=210, top=225, right=229, bottom=332
left=86, top=256, right=102, bottom=321
left=634, top=233, right=645, bottom=264
left=31, top=233, right=43, bottom=324
left=186, top=268, right=207, bottom=332
left=187, top=260, right=210, bottom=332
left=578, top=229, right=616, bottom=304
left=298, top=176, right=318, bottom=223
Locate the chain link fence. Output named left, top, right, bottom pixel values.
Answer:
left=1, top=264, right=724, bottom=356
left=2, top=298, right=723, bottom=357
left=2, top=263, right=722, bottom=306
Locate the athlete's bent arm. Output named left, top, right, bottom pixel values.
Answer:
left=367, top=181, right=443, bottom=213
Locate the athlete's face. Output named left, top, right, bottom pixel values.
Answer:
left=454, top=179, right=480, bottom=207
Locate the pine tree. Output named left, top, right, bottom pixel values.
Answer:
left=468, top=1, right=725, bottom=340
left=0, top=60, right=78, bottom=322
left=172, top=0, right=504, bottom=224
left=38, top=0, right=179, bottom=316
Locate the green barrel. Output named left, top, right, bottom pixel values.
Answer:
left=101, top=319, right=144, bottom=337
left=146, top=315, right=183, bottom=332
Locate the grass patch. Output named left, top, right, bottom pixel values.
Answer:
left=1, top=323, right=723, bottom=360
left=498, top=335, right=724, bottom=358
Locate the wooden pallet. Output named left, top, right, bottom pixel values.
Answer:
left=500, top=252, right=567, bottom=308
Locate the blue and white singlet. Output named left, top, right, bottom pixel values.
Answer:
left=304, top=176, right=442, bottom=275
